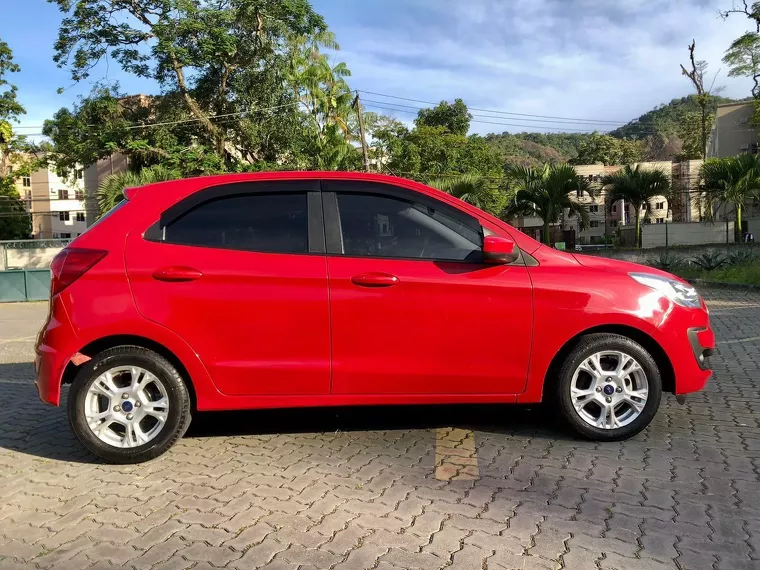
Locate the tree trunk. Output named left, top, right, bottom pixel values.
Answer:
left=635, top=208, right=642, bottom=248
left=736, top=202, right=743, bottom=242
left=543, top=220, right=550, bottom=245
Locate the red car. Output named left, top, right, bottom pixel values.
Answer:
left=35, top=172, right=715, bottom=463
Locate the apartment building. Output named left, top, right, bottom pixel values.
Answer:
left=15, top=165, right=88, bottom=239
left=708, top=101, right=758, bottom=159
left=12, top=153, right=129, bottom=239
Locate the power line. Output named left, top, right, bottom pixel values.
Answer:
left=362, top=103, right=615, bottom=133
left=361, top=98, right=629, bottom=127
left=358, top=90, right=632, bottom=124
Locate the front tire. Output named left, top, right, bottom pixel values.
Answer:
left=67, top=346, right=191, bottom=463
left=556, top=334, right=662, bottom=441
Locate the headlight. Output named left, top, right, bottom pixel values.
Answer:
left=629, top=272, right=702, bottom=308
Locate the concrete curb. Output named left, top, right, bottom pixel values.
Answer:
left=687, top=278, right=760, bottom=291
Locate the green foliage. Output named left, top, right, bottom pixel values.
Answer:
left=727, top=248, right=756, bottom=266
left=690, top=252, right=727, bottom=271
left=601, top=165, right=671, bottom=248
left=609, top=95, right=734, bottom=139
left=676, top=110, right=713, bottom=160
left=47, top=0, right=337, bottom=168
left=647, top=253, right=682, bottom=272
left=700, top=155, right=760, bottom=238
left=503, top=163, right=591, bottom=244
left=572, top=132, right=646, bottom=166
left=0, top=177, right=31, bottom=240
left=415, top=99, right=471, bottom=136
left=97, top=165, right=180, bottom=216
left=427, top=174, right=507, bottom=216
left=0, top=37, right=25, bottom=122
left=723, top=32, right=760, bottom=98
left=483, top=132, right=586, bottom=167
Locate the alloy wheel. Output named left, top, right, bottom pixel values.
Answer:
left=569, top=350, right=649, bottom=430
left=84, top=366, right=169, bottom=448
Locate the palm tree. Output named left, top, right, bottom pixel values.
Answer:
left=503, top=163, right=591, bottom=245
left=601, top=164, right=671, bottom=248
left=428, top=173, right=506, bottom=215
left=97, top=165, right=179, bottom=216
left=700, top=155, right=760, bottom=240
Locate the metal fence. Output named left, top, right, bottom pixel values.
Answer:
left=0, top=269, right=51, bottom=302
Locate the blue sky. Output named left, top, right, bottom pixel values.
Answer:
left=0, top=0, right=755, bottom=136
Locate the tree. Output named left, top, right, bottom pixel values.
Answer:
left=0, top=37, right=32, bottom=240
left=676, top=110, right=714, bottom=160
left=700, top=155, right=760, bottom=240
left=571, top=132, right=645, bottom=165
left=97, top=165, right=180, bottom=216
left=723, top=32, right=760, bottom=97
left=428, top=174, right=507, bottom=216
left=415, top=99, right=471, bottom=136
left=503, top=163, right=592, bottom=245
left=48, top=0, right=329, bottom=165
left=680, top=40, right=720, bottom=160
left=601, top=165, right=671, bottom=248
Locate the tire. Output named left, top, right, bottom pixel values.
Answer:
left=67, top=346, right=191, bottom=463
left=555, top=333, right=662, bottom=442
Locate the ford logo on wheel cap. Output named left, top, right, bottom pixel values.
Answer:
left=603, top=385, right=615, bottom=396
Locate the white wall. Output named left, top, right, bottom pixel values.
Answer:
left=640, top=222, right=735, bottom=248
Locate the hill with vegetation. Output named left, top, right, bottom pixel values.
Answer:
left=484, top=94, right=741, bottom=166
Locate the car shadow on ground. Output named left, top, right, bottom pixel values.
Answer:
left=0, top=362, right=573, bottom=464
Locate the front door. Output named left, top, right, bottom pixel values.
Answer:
left=323, top=181, right=533, bottom=395
left=125, top=180, right=331, bottom=396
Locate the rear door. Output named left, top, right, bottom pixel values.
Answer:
left=323, top=180, right=533, bottom=396
left=125, top=180, right=331, bottom=396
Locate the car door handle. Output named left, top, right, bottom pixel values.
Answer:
left=351, top=272, right=399, bottom=287
left=152, top=266, right=203, bottom=282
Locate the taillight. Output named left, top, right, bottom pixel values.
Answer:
left=50, top=248, right=108, bottom=296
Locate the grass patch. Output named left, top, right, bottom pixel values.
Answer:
left=674, top=262, right=760, bottom=286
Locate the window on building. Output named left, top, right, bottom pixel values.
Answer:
left=336, top=192, right=481, bottom=261
left=589, top=205, right=599, bottom=213
left=52, top=232, right=60, bottom=239
left=58, top=189, right=69, bottom=200
left=60, top=232, right=72, bottom=238
left=655, top=201, right=665, bottom=210
left=25, top=190, right=31, bottom=200
left=576, top=189, right=584, bottom=198
left=75, top=189, right=84, bottom=200
left=76, top=212, right=85, bottom=222
left=75, top=169, right=83, bottom=180
left=611, top=204, right=617, bottom=213
left=59, top=211, right=70, bottom=221
left=22, top=176, right=30, bottom=187
left=610, top=220, right=618, bottom=227
left=656, top=218, right=665, bottom=224
left=165, top=192, right=309, bottom=253
left=589, top=221, right=599, bottom=228
left=588, top=175, right=593, bottom=180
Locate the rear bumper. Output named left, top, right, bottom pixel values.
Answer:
left=34, top=297, right=78, bottom=406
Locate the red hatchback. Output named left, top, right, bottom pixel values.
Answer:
left=35, top=172, right=715, bottom=463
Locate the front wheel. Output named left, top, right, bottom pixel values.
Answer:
left=555, top=334, right=662, bottom=441
left=67, top=346, right=191, bottom=463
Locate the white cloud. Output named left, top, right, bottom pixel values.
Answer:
left=324, top=0, right=756, bottom=134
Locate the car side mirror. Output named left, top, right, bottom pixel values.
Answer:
left=482, top=235, right=519, bottom=265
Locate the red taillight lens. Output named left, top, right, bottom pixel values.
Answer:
left=50, top=248, right=108, bottom=296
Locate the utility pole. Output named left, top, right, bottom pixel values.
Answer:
left=354, top=92, right=370, bottom=172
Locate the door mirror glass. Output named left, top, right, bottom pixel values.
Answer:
left=483, top=235, right=518, bottom=264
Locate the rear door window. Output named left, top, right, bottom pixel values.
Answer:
left=164, top=193, right=308, bottom=253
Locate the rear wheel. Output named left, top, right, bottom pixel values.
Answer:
left=67, top=346, right=191, bottom=463
left=556, top=334, right=662, bottom=441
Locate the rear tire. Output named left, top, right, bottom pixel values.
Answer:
left=555, top=333, right=662, bottom=441
left=67, top=346, right=191, bottom=463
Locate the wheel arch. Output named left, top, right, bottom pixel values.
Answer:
left=61, top=334, right=197, bottom=410
left=541, top=324, right=675, bottom=399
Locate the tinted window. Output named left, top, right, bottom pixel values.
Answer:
left=165, top=193, right=308, bottom=253
left=336, top=193, right=481, bottom=260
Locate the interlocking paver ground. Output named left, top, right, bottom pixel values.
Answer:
left=1, top=288, right=760, bottom=569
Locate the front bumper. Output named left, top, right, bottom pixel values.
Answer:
left=688, top=327, right=715, bottom=371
